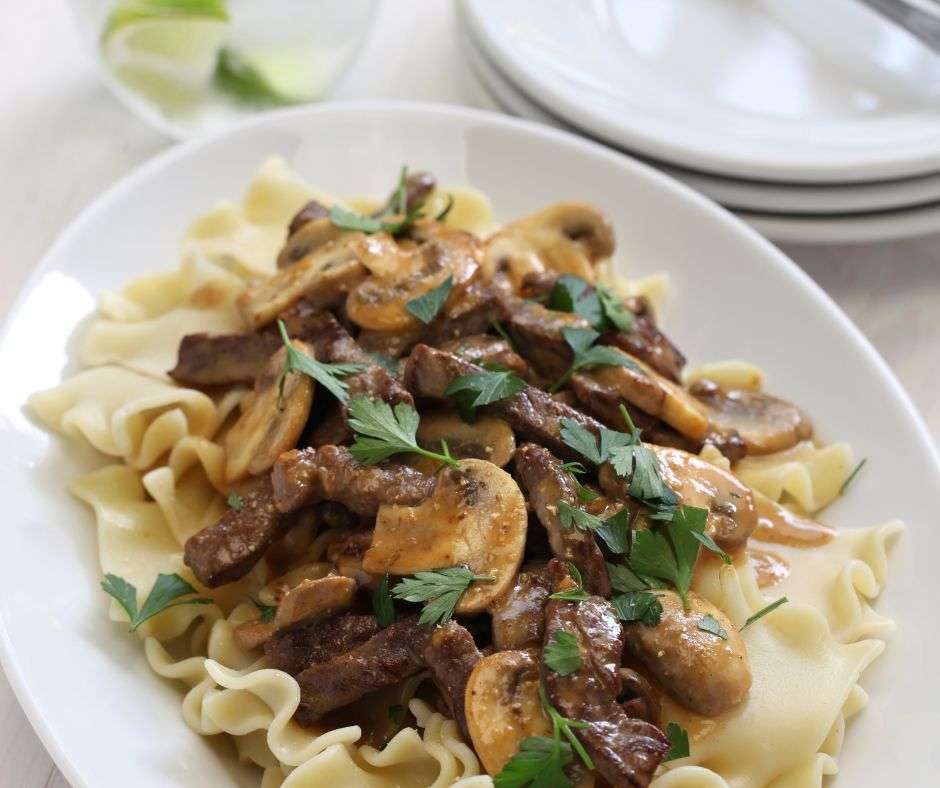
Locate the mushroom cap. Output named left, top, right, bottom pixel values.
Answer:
left=464, top=650, right=551, bottom=776
left=361, top=459, right=527, bottom=613
left=223, top=343, right=314, bottom=483
left=277, top=215, right=349, bottom=269
left=345, top=223, right=481, bottom=332
left=416, top=411, right=516, bottom=468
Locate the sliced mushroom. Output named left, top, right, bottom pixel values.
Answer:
left=622, top=589, right=751, bottom=717
left=223, top=343, right=314, bottom=483
left=585, top=353, right=710, bottom=441
left=690, top=379, right=813, bottom=455
left=361, top=459, right=527, bottom=613
left=599, top=445, right=757, bottom=549
left=233, top=575, right=357, bottom=651
left=277, top=214, right=348, bottom=269
left=240, top=237, right=367, bottom=328
left=416, top=411, right=516, bottom=467
left=482, top=202, right=614, bottom=292
left=345, top=223, right=481, bottom=332
left=464, top=650, right=552, bottom=776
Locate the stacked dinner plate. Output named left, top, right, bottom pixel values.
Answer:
left=458, top=0, right=940, bottom=243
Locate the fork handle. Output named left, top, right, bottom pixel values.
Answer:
left=855, top=0, right=940, bottom=50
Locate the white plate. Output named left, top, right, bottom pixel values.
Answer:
left=460, top=29, right=940, bottom=244
left=461, top=0, right=940, bottom=183
left=0, top=102, right=936, bottom=787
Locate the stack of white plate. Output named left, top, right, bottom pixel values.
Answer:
left=459, top=0, right=940, bottom=243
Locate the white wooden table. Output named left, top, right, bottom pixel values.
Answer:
left=2, top=1, right=938, bottom=785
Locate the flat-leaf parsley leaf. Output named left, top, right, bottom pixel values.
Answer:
left=101, top=573, right=211, bottom=632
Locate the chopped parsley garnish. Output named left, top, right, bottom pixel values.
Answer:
left=691, top=530, right=732, bottom=564
left=276, top=319, right=365, bottom=405
left=539, top=685, right=594, bottom=770
left=840, top=458, right=867, bottom=494
left=560, top=461, right=600, bottom=502
left=550, top=327, right=640, bottom=392
left=252, top=597, right=277, bottom=623
left=444, top=367, right=526, bottom=421
left=612, top=590, right=663, bottom=626
left=405, top=275, right=454, bottom=324
left=606, top=561, right=668, bottom=593
left=435, top=194, right=455, bottom=222
left=226, top=492, right=243, bottom=511
left=664, top=722, right=690, bottom=761
left=490, top=319, right=518, bottom=350
left=493, top=735, right=574, bottom=788
left=544, top=630, right=582, bottom=676
left=549, top=274, right=634, bottom=333
left=101, top=573, right=211, bottom=632
left=391, top=566, right=494, bottom=626
left=548, top=562, right=590, bottom=602
left=697, top=613, right=728, bottom=640
left=594, top=508, right=631, bottom=554
left=627, top=505, right=709, bottom=609
left=557, top=500, right=603, bottom=531
left=741, top=596, right=789, bottom=630
left=388, top=704, right=406, bottom=726
left=347, top=397, right=459, bottom=468
left=330, top=166, right=426, bottom=237
left=373, top=573, right=396, bottom=628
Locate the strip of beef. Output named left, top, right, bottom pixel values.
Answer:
left=543, top=560, right=670, bottom=787
left=404, top=344, right=604, bottom=460
left=287, top=200, right=330, bottom=237
left=378, top=171, right=436, bottom=217
left=184, top=477, right=294, bottom=587
left=265, top=613, right=379, bottom=675
left=423, top=622, right=482, bottom=740
left=489, top=564, right=551, bottom=650
left=519, top=272, right=686, bottom=382
left=503, top=298, right=589, bottom=380
left=272, top=444, right=435, bottom=516
left=513, top=444, right=611, bottom=597
left=294, top=616, right=429, bottom=725
left=439, top=334, right=542, bottom=386
left=168, top=331, right=280, bottom=386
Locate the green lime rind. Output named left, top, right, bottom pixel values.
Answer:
left=214, top=47, right=291, bottom=105
left=103, top=0, right=229, bottom=40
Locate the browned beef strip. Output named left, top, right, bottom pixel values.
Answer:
left=489, top=564, right=551, bottom=650
left=184, top=477, right=294, bottom=587
left=438, top=334, right=542, bottom=385
left=377, top=171, right=436, bottom=217
left=265, top=613, right=379, bottom=675
left=543, top=560, right=670, bottom=787
left=513, top=444, right=611, bottom=597
left=294, top=616, right=429, bottom=726
left=421, top=280, right=509, bottom=347
left=288, top=200, right=330, bottom=237
left=423, top=622, right=482, bottom=740
left=503, top=298, right=589, bottom=380
left=618, top=668, right=662, bottom=727
left=272, top=444, right=434, bottom=516
left=168, top=331, right=280, bottom=386
left=404, top=344, right=604, bottom=460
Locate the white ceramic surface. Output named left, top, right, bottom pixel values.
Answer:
left=461, top=0, right=940, bottom=183
left=0, top=103, right=936, bottom=787
left=460, top=28, right=940, bottom=244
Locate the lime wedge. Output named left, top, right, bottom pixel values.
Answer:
left=215, top=46, right=323, bottom=105
left=102, top=0, right=230, bottom=98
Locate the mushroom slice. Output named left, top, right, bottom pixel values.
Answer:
left=277, top=214, right=348, bottom=269
left=224, top=343, right=314, bottom=483
left=623, top=590, right=751, bottom=717
left=345, top=224, right=481, bottom=332
left=690, top=379, right=813, bottom=455
left=598, top=445, right=757, bottom=550
left=584, top=351, right=710, bottom=440
left=361, top=459, right=527, bottom=614
left=482, top=202, right=614, bottom=292
left=416, top=412, right=516, bottom=467
left=239, top=238, right=367, bottom=329
left=464, top=650, right=551, bottom=776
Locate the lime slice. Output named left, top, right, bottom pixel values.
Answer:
left=102, top=0, right=230, bottom=98
left=215, top=46, right=323, bottom=105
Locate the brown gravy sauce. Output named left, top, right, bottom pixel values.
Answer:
left=749, top=548, right=790, bottom=588
left=752, top=494, right=835, bottom=547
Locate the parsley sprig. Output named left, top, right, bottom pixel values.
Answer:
left=101, top=573, right=211, bottom=632
left=391, top=566, right=494, bottom=626
left=741, top=596, right=789, bottom=630
left=347, top=397, right=459, bottom=469
left=372, top=573, right=396, bottom=628
left=697, top=613, right=728, bottom=639
left=405, top=275, right=454, bottom=324
left=549, top=274, right=634, bottom=333
left=251, top=597, right=277, bottom=623
left=226, top=492, right=243, bottom=511
left=548, top=562, right=590, bottom=602
left=612, top=590, right=663, bottom=627
left=330, top=166, right=426, bottom=237
left=276, top=320, right=365, bottom=405
left=664, top=722, right=690, bottom=761
left=550, top=327, right=640, bottom=392
left=444, top=367, right=526, bottom=421
left=560, top=461, right=599, bottom=502
left=544, top=630, right=582, bottom=676
left=557, top=501, right=631, bottom=555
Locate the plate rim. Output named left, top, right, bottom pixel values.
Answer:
left=1, top=99, right=938, bottom=788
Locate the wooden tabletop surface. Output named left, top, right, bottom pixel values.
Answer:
left=2, top=2, right=937, bottom=786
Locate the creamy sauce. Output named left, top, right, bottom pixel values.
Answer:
left=753, top=493, right=835, bottom=547
left=749, top=547, right=790, bottom=588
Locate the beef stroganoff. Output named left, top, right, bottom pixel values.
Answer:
left=29, top=158, right=901, bottom=787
